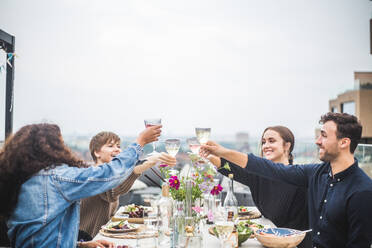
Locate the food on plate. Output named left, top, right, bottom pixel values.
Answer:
left=211, top=220, right=266, bottom=246
left=123, top=204, right=148, bottom=218
left=238, top=206, right=250, bottom=213
left=105, top=220, right=134, bottom=230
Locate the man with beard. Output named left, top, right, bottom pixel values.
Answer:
left=200, top=112, right=372, bottom=248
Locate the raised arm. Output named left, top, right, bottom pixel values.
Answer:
left=99, top=153, right=177, bottom=202
left=201, top=141, right=314, bottom=187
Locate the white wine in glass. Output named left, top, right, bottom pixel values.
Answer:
left=215, top=221, right=234, bottom=248
left=195, top=128, right=211, bottom=145
left=164, top=139, right=180, bottom=157
left=144, top=118, right=162, bottom=154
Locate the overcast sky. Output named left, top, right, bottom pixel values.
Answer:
left=1, top=0, right=371, bottom=140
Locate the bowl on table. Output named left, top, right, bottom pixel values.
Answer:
left=255, top=228, right=306, bottom=248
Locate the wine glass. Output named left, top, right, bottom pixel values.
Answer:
left=195, top=128, right=211, bottom=145
left=215, top=218, right=234, bottom=248
left=186, top=137, right=201, bottom=154
left=144, top=118, right=162, bottom=154
left=164, top=139, right=180, bottom=157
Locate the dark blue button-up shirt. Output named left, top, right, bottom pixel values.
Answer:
left=244, top=154, right=372, bottom=248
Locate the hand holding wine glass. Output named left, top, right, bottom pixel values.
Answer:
left=144, top=118, right=162, bottom=154
left=199, top=140, right=227, bottom=158
left=147, top=152, right=177, bottom=167
left=136, top=124, right=162, bottom=147
left=164, top=139, right=181, bottom=157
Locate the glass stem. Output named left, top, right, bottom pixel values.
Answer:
left=152, top=142, right=156, bottom=152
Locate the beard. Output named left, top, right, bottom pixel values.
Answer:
left=318, top=146, right=339, bottom=162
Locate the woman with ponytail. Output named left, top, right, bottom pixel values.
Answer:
left=209, top=126, right=311, bottom=248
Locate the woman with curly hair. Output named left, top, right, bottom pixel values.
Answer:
left=0, top=123, right=174, bottom=247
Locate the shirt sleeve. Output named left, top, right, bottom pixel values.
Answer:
left=218, top=157, right=257, bottom=188
left=346, top=190, right=372, bottom=248
left=244, top=153, right=314, bottom=187
left=98, top=172, right=140, bottom=202
left=52, top=143, right=143, bottom=202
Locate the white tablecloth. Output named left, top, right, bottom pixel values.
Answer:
left=94, top=207, right=275, bottom=247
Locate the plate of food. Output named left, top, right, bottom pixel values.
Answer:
left=237, top=207, right=262, bottom=219
left=101, top=220, right=138, bottom=233
left=209, top=220, right=265, bottom=246
left=121, top=204, right=152, bottom=218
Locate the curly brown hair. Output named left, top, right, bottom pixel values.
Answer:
left=0, top=123, right=87, bottom=218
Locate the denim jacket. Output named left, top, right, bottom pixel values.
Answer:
left=7, top=143, right=142, bottom=248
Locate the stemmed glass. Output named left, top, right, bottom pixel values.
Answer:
left=186, top=137, right=201, bottom=155
left=164, top=139, right=181, bottom=157
left=144, top=118, right=162, bottom=155
left=195, top=128, right=211, bottom=145
left=214, top=209, right=234, bottom=248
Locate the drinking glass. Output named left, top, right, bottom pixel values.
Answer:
left=186, top=137, right=201, bottom=154
left=195, top=128, right=211, bottom=145
left=164, top=139, right=180, bottom=157
left=215, top=212, right=234, bottom=248
left=144, top=118, right=162, bottom=154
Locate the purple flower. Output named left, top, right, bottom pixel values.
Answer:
left=210, top=184, right=223, bottom=195
left=159, top=164, right=168, bottom=168
left=169, top=176, right=180, bottom=190
left=199, top=181, right=211, bottom=194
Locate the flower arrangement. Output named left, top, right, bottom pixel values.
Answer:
left=160, top=153, right=223, bottom=202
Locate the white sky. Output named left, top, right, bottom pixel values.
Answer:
left=1, top=0, right=371, bottom=140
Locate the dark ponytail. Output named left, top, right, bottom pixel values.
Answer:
left=288, top=152, right=294, bottom=165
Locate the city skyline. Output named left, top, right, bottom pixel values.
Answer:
left=1, top=0, right=372, bottom=139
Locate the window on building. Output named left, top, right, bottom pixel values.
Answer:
left=331, top=107, right=338, bottom=113
left=341, top=101, right=355, bottom=115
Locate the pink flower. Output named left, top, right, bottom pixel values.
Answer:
left=207, top=210, right=214, bottom=222
left=192, top=206, right=202, bottom=214
left=169, top=176, right=180, bottom=190
left=159, top=164, right=168, bottom=168
left=210, top=184, right=223, bottom=195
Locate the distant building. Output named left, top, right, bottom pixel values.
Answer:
left=329, top=72, right=372, bottom=144
left=235, top=132, right=250, bottom=153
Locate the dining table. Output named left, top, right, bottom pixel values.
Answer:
left=94, top=206, right=276, bottom=248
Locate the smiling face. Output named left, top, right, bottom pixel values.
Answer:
left=95, top=139, right=122, bottom=164
left=261, top=129, right=290, bottom=164
left=315, top=121, right=342, bottom=162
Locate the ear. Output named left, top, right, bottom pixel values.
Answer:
left=94, top=150, right=101, bottom=159
left=339, top=137, right=351, bottom=150
left=284, top=142, right=291, bottom=154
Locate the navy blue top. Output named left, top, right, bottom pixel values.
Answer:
left=244, top=154, right=372, bottom=248
left=218, top=158, right=311, bottom=248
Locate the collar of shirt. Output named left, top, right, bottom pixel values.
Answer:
left=327, top=158, right=358, bottom=182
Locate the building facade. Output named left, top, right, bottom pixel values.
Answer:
left=329, top=72, right=372, bottom=144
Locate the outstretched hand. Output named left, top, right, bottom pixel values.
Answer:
left=148, top=152, right=177, bottom=167
left=136, top=125, right=162, bottom=147
left=200, top=140, right=227, bottom=158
